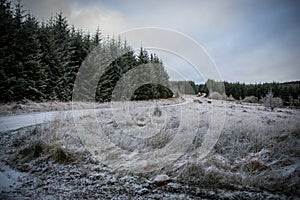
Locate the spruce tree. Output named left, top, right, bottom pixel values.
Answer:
left=0, top=0, right=15, bottom=101
left=21, top=14, right=45, bottom=100
left=0, top=0, right=173, bottom=102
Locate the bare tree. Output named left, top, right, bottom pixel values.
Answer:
left=262, top=90, right=283, bottom=111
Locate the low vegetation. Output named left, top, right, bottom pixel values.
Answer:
left=208, top=92, right=227, bottom=100
left=197, top=79, right=300, bottom=107
left=243, top=96, right=258, bottom=103
left=1, top=97, right=299, bottom=198
left=262, top=90, right=283, bottom=111
left=172, top=107, right=299, bottom=196
left=7, top=119, right=92, bottom=171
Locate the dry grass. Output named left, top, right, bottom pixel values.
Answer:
left=173, top=115, right=300, bottom=196
left=2, top=97, right=299, bottom=197
left=8, top=115, right=92, bottom=170
left=0, top=98, right=182, bottom=115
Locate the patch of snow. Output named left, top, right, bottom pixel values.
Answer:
left=0, top=161, right=27, bottom=192
left=153, top=174, right=171, bottom=184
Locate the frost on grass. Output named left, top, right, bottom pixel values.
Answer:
left=0, top=97, right=299, bottom=198
left=172, top=104, right=300, bottom=196
left=3, top=116, right=94, bottom=173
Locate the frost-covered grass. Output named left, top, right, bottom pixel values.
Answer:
left=1, top=96, right=299, bottom=198
left=172, top=99, right=300, bottom=196
left=0, top=97, right=183, bottom=115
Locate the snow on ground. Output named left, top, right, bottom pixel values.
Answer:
left=0, top=162, right=27, bottom=193
left=0, top=96, right=299, bottom=199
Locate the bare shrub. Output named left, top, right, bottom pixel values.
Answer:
left=262, top=90, right=283, bottom=111
left=208, top=92, right=227, bottom=100
left=243, top=96, right=258, bottom=103
left=227, top=94, right=235, bottom=101
left=153, top=106, right=162, bottom=117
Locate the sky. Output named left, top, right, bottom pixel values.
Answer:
left=14, top=0, right=300, bottom=83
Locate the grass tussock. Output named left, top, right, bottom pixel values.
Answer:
left=15, top=139, right=80, bottom=165
left=52, top=145, right=70, bottom=164
left=10, top=118, right=91, bottom=168
left=17, top=140, right=48, bottom=162
left=172, top=118, right=300, bottom=196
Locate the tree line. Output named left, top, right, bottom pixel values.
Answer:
left=0, top=0, right=172, bottom=102
left=1, top=0, right=298, bottom=105
left=178, top=79, right=300, bottom=106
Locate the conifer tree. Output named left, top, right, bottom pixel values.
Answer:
left=0, top=0, right=15, bottom=101
left=0, top=0, right=173, bottom=102
left=21, top=14, right=45, bottom=100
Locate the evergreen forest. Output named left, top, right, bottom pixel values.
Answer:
left=0, top=0, right=172, bottom=102
left=0, top=0, right=299, bottom=106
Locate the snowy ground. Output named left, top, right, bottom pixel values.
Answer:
left=0, top=96, right=299, bottom=199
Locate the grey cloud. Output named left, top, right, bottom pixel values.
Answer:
left=13, top=0, right=300, bottom=83
left=14, top=0, right=73, bottom=21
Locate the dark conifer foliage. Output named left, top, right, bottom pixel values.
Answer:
left=195, top=80, right=300, bottom=106
left=0, top=0, right=172, bottom=102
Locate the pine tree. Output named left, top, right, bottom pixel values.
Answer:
left=8, top=1, right=27, bottom=100
left=20, top=14, right=45, bottom=100
left=96, top=39, right=135, bottom=102
left=0, top=0, right=173, bottom=102
left=137, top=47, right=149, bottom=65
left=0, top=0, right=15, bottom=101
left=40, top=12, right=73, bottom=100
left=131, top=49, right=172, bottom=100
left=92, top=27, right=101, bottom=47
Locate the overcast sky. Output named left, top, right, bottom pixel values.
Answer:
left=15, top=0, right=300, bottom=83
